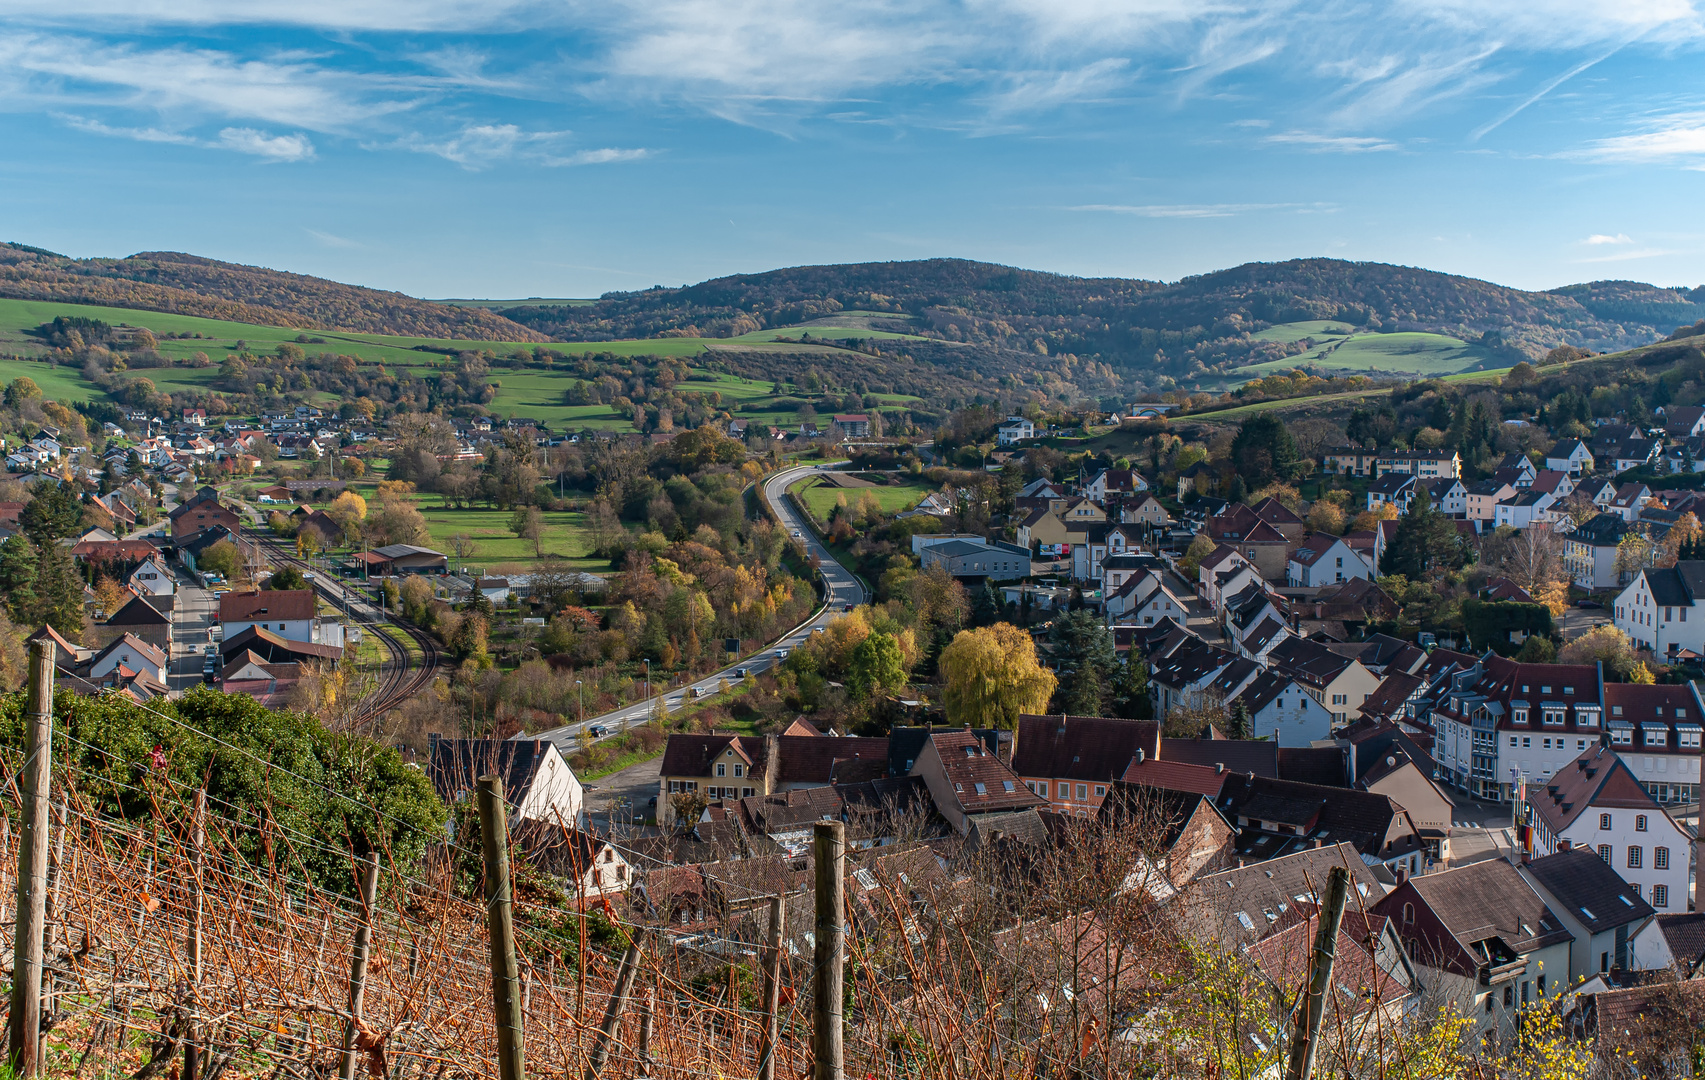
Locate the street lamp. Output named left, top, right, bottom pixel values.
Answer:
left=575, top=680, right=583, bottom=723
left=643, top=658, right=651, bottom=702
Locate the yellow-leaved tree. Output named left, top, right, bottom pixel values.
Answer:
left=940, top=622, right=1057, bottom=728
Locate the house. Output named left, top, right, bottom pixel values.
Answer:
left=1323, top=445, right=1379, bottom=477
left=1372, top=858, right=1572, bottom=1038
left=830, top=414, right=870, bottom=439
left=1266, top=636, right=1381, bottom=724
left=918, top=539, right=1030, bottom=583
left=656, top=732, right=889, bottom=827
left=1602, top=681, right=1705, bottom=806
left=1463, top=478, right=1517, bottom=524
left=1493, top=489, right=1559, bottom=530
left=1366, top=473, right=1417, bottom=513
left=127, top=556, right=175, bottom=600
left=1608, top=482, right=1652, bottom=523
left=1013, top=477, right=1065, bottom=512
left=1104, top=569, right=1190, bottom=625
left=1428, top=656, right=1603, bottom=801
left=477, top=577, right=511, bottom=603
left=908, top=728, right=1044, bottom=835
left=996, top=416, right=1035, bottom=445
left=1180, top=844, right=1388, bottom=957
left=88, top=633, right=168, bottom=685
left=1148, top=639, right=1237, bottom=717
left=1015, top=504, right=1097, bottom=554
left=217, top=650, right=301, bottom=703
left=216, top=625, right=342, bottom=668
left=1286, top=532, right=1372, bottom=588
left=1215, top=772, right=1427, bottom=876
left=1244, top=911, right=1413, bottom=1040
left=1197, top=544, right=1254, bottom=610
left=1342, top=722, right=1453, bottom=861
left=1527, top=745, right=1690, bottom=912
left=296, top=510, right=344, bottom=548
left=1175, top=460, right=1217, bottom=499
left=1082, top=468, right=1149, bottom=505
left=1566, top=514, right=1633, bottom=590
left=353, top=544, right=448, bottom=575
left=1120, top=493, right=1170, bottom=527
left=1095, top=785, right=1235, bottom=898
left=1072, top=523, right=1152, bottom=582
left=1546, top=438, right=1596, bottom=476
left=1666, top=406, right=1705, bottom=438
left=1614, top=560, right=1705, bottom=658
left=512, top=821, right=632, bottom=900
left=1418, top=476, right=1467, bottom=516
left=1010, top=714, right=1160, bottom=815
left=1222, top=668, right=1336, bottom=746
left=1374, top=448, right=1461, bottom=479
left=168, top=487, right=242, bottom=543
left=1519, top=848, right=1665, bottom=982
left=94, top=592, right=171, bottom=651
left=1611, top=435, right=1663, bottom=474
left=427, top=736, right=584, bottom=827
left=1198, top=509, right=1290, bottom=582
left=219, top=589, right=342, bottom=647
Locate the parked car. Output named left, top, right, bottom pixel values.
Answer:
left=791, top=530, right=802, bottom=539
left=843, top=604, right=853, bottom=612
left=813, top=626, right=825, bottom=634
left=1575, top=598, right=1604, bottom=609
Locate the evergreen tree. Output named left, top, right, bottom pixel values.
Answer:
left=1114, top=654, right=1152, bottom=719
left=0, top=535, right=37, bottom=624
left=971, top=580, right=1001, bottom=627
left=1379, top=493, right=1463, bottom=579
left=34, top=541, right=84, bottom=639
left=1227, top=698, right=1251, bottom=740
left=1229, top=414, right=1302, bottom=487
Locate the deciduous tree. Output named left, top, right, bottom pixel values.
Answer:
left=940, top=623, right=1057, bottom=728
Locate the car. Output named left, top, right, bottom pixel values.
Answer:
left=303, top=572, right=316, bottom=581
left=813, top=626, right=825, bottom=633
left=690, top=685, right=708, bottom=699
left=587, top=724, right=607, bottom=738
left=1574, top=598, right=1604, bottom=609
left=843, top=604, right=853, bottom=613
left=647, top=795, right=658, bottom=809
left=203, top=644, right=217, bottom=655
left=791, top=530, right=802, bottom=539
left=734, top=668, right=749, bottom=678
left=775, top=648, right=789, bottom=659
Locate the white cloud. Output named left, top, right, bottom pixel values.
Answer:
left=983, top=59, right=1130, bottom=115
left=400, top=123, right=646, bottom=168
left=1264, top=132, right=1399, bottom=152
left=1571, top=247, right=1679, bottom=263
left=217, top=127, right=316, bottom=160
left=1580, top=114, right=1705, bottom=161
left=58, top=114, right=199, bottom=145
left=546, top=147, right=649, bottom=165
left=1583, top=232, right=1633, bottom=244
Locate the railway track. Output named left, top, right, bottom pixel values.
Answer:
left=244, top=528, right=441, bottom=726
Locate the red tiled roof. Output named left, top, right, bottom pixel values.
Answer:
left=219, top=589, right=316, bottom=623
left=1012, top=714, right=1160, bottom=783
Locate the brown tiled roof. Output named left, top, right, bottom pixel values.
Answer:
left=1011, top=714, right=1160, bottom=783
left=1218, top=773, right=1420, bottom=861
left=95, top=632, right=167, bottom=671
left=1188, top=844, right=1383, bottom=948
left=1376, top=858, right=1571, bottom=978
left=1658, top=913, right=1705, bottom=976
left=217, top=624, right=343, bottom=661
left=930, top=729, right=1043, bottom=814
left=1250, top=495, right=1304, bottom=528
left=1524, top=848, right=1653, bottom=934
left=1117, top=758, right=1228, bottom=797
left=1532, top=745, right=1664, bottom=834
left=775, top=735, right=889, bottom=785
left=659, top=734, right=764, bottom=777
left=104, top=592, right=169, bottom=626
left=220, top=589, right=316, bottom=623
left=1592, top=981, right=1705, bottom=1046
left=1276, top=747, right=1350, bottom=788
left=1161, top=736, right=1278, bottom=777
left=1358, top=673, right=1423, bottom=721
left=1246, top=915, right=1408, bottom=1016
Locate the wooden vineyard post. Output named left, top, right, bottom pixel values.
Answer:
left=757, top=893, right=785, bottom=1080
left=479, top=776, right=526, bottom=1080
left=812, top=821, right=845, bottom=1080
left=340, top=852, right=381, bottom=1080
left=7, top=640, right=54, bottom=1077
left=585, top=936, right=644, bottom=1080
left=1284, top=865, right=1351, bottom=1080
left=185, top=788, right=207, bottom=1080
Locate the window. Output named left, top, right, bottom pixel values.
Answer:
left=1403, top=902, right=1414, bottom=924
left=1503, top=986, right=1514, bottom=1008
left=1599, top=844, right=1612, bottom=863
left=716, top=763, right=726, bottom=777
left=1601, top=813, right=1613, bottom=830
left=1655, top=884, right=1670, bottom=908
left=1332, top=694, right=1347, bottom=705
left=1057, top=782, right=1068, bottom=798
left=1523, top=737, right=1531, bottom=747
left=733, top=764, right=744, bottom=778
left=742, top=787, right=754, bottom=798
left=1076, top=784, right=1088, bottom=800
left=1094, top=785, right=1106, bottom=797
left=1628, top=846, right=1643, bottom=869
left=1509, top=736, right=1519, bottom=747
left=1637, top=814, right=1648, bottom=832
left=1579, top=740, right=1587, bottom=750
left=1656, top=846, right=1670, bottom=869
left=1485, top=997, right=1495, bottom=1015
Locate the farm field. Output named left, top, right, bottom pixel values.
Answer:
left=413, top=504, right=607, bottom=575
left=1248, top=320, right=1357, bottom=343
left=1232, top=330, right=1498, bottom=379
left=0, top=357, right=108, bottom=402
left=788, top=474, right=936, bottom=521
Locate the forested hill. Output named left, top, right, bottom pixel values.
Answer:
left=500, top=256, right=1705, bottom=365
left=0, top=244, right=549, bottom=341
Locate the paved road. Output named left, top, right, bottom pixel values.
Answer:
left=170, top=569, right=218, bottom=691
left=528, top=463, right=869, bottom=753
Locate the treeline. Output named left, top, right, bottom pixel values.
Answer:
left=0, top=244, right=545, bottom=340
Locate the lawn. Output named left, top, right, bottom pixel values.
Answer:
left=413, top=502, right=608, bottom=575
left=788, top=474, right=937, bottom=522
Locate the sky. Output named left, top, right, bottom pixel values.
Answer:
left=2, top=0, right=1705, bottom=300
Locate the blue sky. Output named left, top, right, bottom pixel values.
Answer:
left=2, top=0, right=1704, bottom=300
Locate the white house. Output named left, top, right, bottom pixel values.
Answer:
left=1226, top=668, right=1335, bottom=746
left=1493, top=489, right=1558, bottom=530
left=996, top=417, right=1036, bottom=445
left=1104, top=570, right=1189, bottom=625
left=1608, top=483, right=1652, bottom=523
left=1564, top=514, right=1632, bottom=591
left=89, top=633, right=169, bottom=685
left=1603, top=681, right=1705, bottom=806
left=1366, top=473, right=1417, bottom=512
left=128, top=556, right=175, bottom=600
left=429, top=736, right=585, bottom=828
left=1286, top=533, right=1372, bottom=588
left=1418, top=476, right=1467, bottom=516
left=1529, top=745, right=1691, bottom=912
left=1081, top=467, right=1149, bottom=504
left=1545, top=439, right=1595, bottom=477
left=1520, top=849, right=1668, bottom=983
left=219, top=589, right=345, bottom=648
left=1197, top=545, right=1253, bottom=610
left=1614, top=562, right=1705, bottom=659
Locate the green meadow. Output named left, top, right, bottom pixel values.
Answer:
left=788, top=474, right=937, bottom=522
left=1232, top=330, right=1498, bottom=379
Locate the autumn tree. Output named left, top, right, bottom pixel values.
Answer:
left=512, top=505, right=545, bottom=557
left=848, top=631, right=907, bottom=698
left=1348, top=503, right=1400, bottom=533
left=1304, top=500, right=1345, bottom=535
left=940, top=623, right=1057, bottom=728
left=1558, top=624, right=1641, bottom=679
left=325, top=490, right=368, bottom=544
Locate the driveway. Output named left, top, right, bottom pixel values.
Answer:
left=1559, top=602, right=1610, bottom=642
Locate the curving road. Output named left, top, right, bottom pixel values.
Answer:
left=528, top=462, right=869, bottom=753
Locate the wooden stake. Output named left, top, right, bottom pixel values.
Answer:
left=637, top=989, right=653, bottom=1069
left=757, top=894, right=785, bottom=1080
left=340, top=852, right=381, bottom=1080
left=478, top=775, right=525, bottom=1080
left=812, top=821, right=844, bottom=1080
left=1284, top=865, right=1351, bottom=1080
left=585, top=937, right=644, bottom=1080
left=184, top=789, right=207, bottom=1080
left=7, top=640, right=54, bottom=1076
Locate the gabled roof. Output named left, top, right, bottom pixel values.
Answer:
left=1189, top=844, right=1383, bottom=948
left=104, top=592, right=169, bottom=626
left=1266, top=636, right=1358, bottom=687
left=1368, top=473, right=1416, bottom=496
left=1325, top=634, right=1422, bottom=673
left=1161, top=736, right=1279, bottom=778
left=220, top=589, right=316, bottom=623
left=217, top=624, right=343, bottom=661
left=927, top=729, right=1044, bottom=814
left=1249, top=495, right=1303, bottom=528
left=888, top=725, right=1000, bottom=776
left=1218, top=773, right=1419, bottom=860
left=1356, top=674, right=1424, bottom=724
left=1289, top=532, right=1348, bottom=567
left=428, top=737, right=563, bottom=812
left=1381, top=858, right=1571, bottom=976
left=1118, top=757, right=1229, bottom=797
left=93, top=632, right=167, bottom=670
left=1548, top=438, right=1588, bottom=457
left=1532, top=746, right=1667, bottom=835
left=1011, top=714, right=1160, bottom=782
left=1246, top=913, right=1409, bottom=1017
left=1524, top=848, right=1653, bottom=934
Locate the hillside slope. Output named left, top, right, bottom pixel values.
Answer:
left=500, top=257, right=1697, bottom=376
left=0, top=244, right=549, bottom=342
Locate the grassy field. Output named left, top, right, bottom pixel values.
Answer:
left=410, top=503, right=607, bottom=575
left=0, top=357, right=109, bottom=402
left=788, top=474, right=937, bottom=521
left=1233, top=330, right=1498, bottom=379
left=1249, top=320, right=1358, bottom=343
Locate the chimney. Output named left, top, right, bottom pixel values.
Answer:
left=1395, top=865, right=1407, bottom=884
left=1215, top=763, right=1226, bottom=774
left=1134, top=749, right=1145, bottom=764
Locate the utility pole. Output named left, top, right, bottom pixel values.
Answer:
left=812, top=821, right=845, bottom=1080
left=1284, top=865, right=1351, bottom=1080
left=478, top=776, right=525, bottom=1080
left=8, top=640, right=54, bottom=1076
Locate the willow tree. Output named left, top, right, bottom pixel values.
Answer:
left=939, top=622, right=1057, bottom=728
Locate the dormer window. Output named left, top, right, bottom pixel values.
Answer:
left=1513, top=709, right=1529, bottom=726
left=1564, top=687, right=1574, bottom=696
left=1647, top=729, right=1668, bottom=747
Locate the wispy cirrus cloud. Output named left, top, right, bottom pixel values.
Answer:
left=1583, top=232, right=1633, bottom=244
left=1264, top=131, right=1399, bottom=152
left=398, top=122, right=644, bottom=168
left=1577, top=112, right=1705, bottom=162
left=58, top=112, right=314, bottom=159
